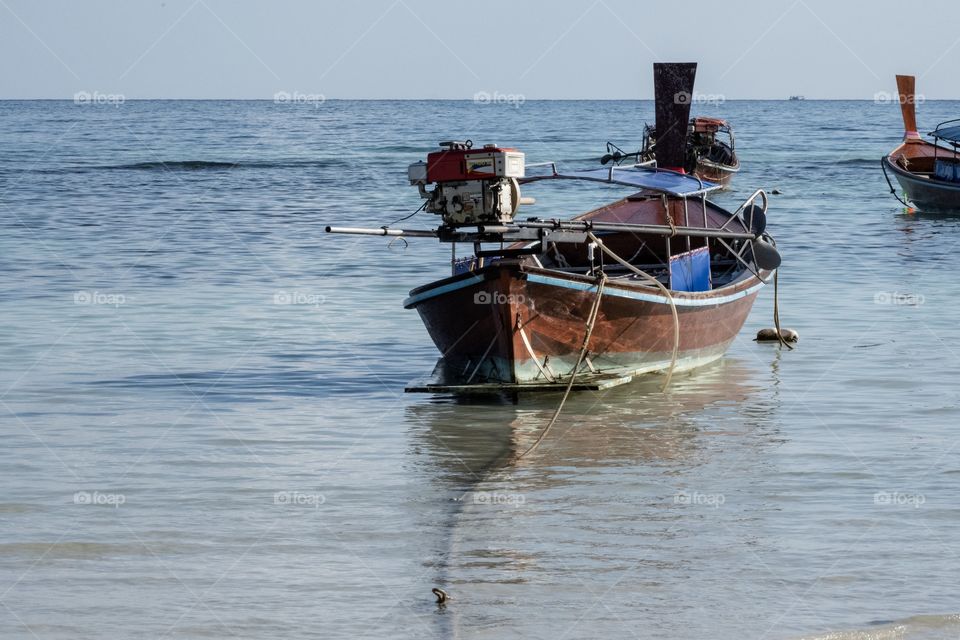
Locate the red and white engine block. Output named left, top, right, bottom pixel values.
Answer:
left=408, top=141, right=528, bottom=225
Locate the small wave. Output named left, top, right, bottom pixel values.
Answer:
left=111, top=160, right=239, bottom=170
left=370, top=144, right=434, bottom=153
left=49, top=158, right=341, bottom=173
left=0, top=541, right=192, bottom=558
left=836, top=158, right=880, bottom=166
left=796, top=614, right=960, bottom=640
left=89, top=366, right=406, bottom=398
left=0, top=503, right=38, bottom=514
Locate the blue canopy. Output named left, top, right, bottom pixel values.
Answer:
left=521, top=165, right=720, bottom=197
left=930, top=124, right=960, bottom=144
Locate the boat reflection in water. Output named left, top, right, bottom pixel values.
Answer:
left=406, top=356, right=782, bottom=636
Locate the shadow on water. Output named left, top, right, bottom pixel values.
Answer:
left=405, top=357, right=778, bottom=635
left=895, top=210, right=960, bottom=223
left=88, top=366, right=411, bottom=401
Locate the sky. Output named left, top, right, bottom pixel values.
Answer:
left=1, top=0, right=959, bottom=100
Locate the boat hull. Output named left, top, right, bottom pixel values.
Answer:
left=404, top=263, right=763, bottom=387
left=884, top=155, right=960, bottom=212
left=694, top=158, right=738, bottom=188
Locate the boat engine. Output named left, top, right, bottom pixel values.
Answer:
left=408, top=141, right=528, bottom=226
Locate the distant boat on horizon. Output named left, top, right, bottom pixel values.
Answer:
left=788, top=95, right=805, bottom=101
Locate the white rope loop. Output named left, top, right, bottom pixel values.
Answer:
left=516, top=272, right=607, bottom=460
left=586, top=232, right=680, bottom=391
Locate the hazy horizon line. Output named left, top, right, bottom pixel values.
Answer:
left=3, top=97, right=959, bottom=102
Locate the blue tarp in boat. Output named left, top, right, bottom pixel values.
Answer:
left=523, top=166, right=720, bottom=197
left=930, top=124, right=960, bottom=144
left=669, top=246, right=712, bottom=292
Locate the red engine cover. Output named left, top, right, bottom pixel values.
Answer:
left=426, top=147, right=517, bottom=182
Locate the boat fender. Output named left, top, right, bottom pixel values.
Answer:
left=755, top=328, right=798, bottom=343
left=432, top=588, right=449, bottom=605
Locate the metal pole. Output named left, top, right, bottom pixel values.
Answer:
left=326, top=221, right=759, bottom=241
left=325, top=226, right=437, bottom=238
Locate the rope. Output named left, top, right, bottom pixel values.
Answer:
left=516, top=272, right=607, bottom=460
left=515, top=236, right=683, bottom=460
left=586, top=233, right=680, bottom=391
left=384, top=200, right=427, bottom=228
left=880, top=157, right=912, bottom=208
left=517, top=315, right=556, bottom=383
left=772, top=270, right=793, bottom=350
left=663, top=195, right=678, bottom=236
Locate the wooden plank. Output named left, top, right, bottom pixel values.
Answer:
left=405, top=358, right=638, bottom=393
left=404, top=374, right=636, bottom=394
left=896, top=74, right=918, bottom=135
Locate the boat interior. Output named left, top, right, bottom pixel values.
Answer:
left=507, top=191, right=759, bottom=292
left=699, top=138, right=737, bottom=167
left=641, top=119, right=739, bottom=172
left=528, top=229, right=753, bottom=290
left=893, top=143, right=960, bottom=183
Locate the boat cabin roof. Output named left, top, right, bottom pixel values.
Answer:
left=691, top=117, right=729, bottom=133
left=521, top=165, right=721, bottom=198
left=929, top=120, right=960, bottom=145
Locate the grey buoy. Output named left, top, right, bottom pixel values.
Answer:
left=756, top=328, right=798, bottom=343
left=432, top=588, right=448, bottom=605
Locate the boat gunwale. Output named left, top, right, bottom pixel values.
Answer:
left=883, top=153, right=960, bottom=192
left=887, top=138, right=958, bottom=161
left=403, top=260, right=767, bottom=309
left=697, top=155, right=741, bottom=174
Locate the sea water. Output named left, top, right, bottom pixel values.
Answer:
left=2, top=99, right=960, bottom=639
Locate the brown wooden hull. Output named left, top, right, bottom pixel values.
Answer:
left=694, top=158, right=739, bottom=188
left=404, top=263, right=764, bottom=385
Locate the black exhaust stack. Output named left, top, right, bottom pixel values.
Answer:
left=653, top=62, right=697, bottom=173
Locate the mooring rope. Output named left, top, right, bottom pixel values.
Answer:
left=880, top=157, right=912, bottom=209
left=586, top=232, right=680, bottom=391
left=516, top=234, right=684, bottom=460
left=772, top=270, right=793, bottom=350
left=515, top=271, right=607, bottom=460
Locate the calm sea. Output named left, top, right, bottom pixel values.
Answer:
left=2, top=100, right=960, bottom=640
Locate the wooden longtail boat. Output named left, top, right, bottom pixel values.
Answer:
left=602, top=64, right=740, bottom=188
left=882, top=75, right=960, bottom=212
left=399, top=176, right=776, bottom=392
left=326, top=64, right=780, bottom=393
